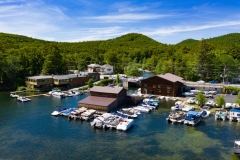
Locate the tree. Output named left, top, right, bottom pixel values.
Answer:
left=215, top=95, right=226, bottom=108
left=195, top=39, right=214, bottom=80
left=115, top=73, right=120, bottom=86
left=87, top=78, right=94, bottom=88
left=124, top=63, right=142, bottom=77
left=42, top=44, right=68, bottom=75
left=196, top=91, right=207, bottom=107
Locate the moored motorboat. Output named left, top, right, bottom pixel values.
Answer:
left=229, top=109, right=240, bottom=122
left=10, top=92, right=19, bottom=98
left=166, top=111, right=187, bottom=123
left=200, top=109, right=211, bottom=118
left=116, top=118, right=134, bottom=131
left=81, top=109, right=96, bottom=121
left=121, top=108, right=141, bottom=115
left=184, top=111, right=201, bottom=126
left=232, top=140, right=240, bottom=156
left=117, top=110, right=138, bottom=118
left=182, top=105, right=195, bottom=112
left=215, top=110, right=228, bottom=121
left=52, top=92, right=66, bottom=98
left=17, top=96, right=31, bottom=102
left=133, top=106, right=150, bottom=113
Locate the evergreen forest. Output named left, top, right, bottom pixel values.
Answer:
left=0, top=32, right=240, bottom=90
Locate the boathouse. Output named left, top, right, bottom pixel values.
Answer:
left=78, top=86, right=126, bottom=112
left=140, top=73, right=185, bottom=97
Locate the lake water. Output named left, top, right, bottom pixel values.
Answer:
left=0, top=92, right=239, bottom=160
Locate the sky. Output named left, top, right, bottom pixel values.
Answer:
left=1, top=0, right=240, bottom=44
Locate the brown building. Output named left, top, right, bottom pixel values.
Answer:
left=141, top=73, right=185, bottom=97
left=25, top=72, right=100, bottom=91
left=78, top=86, right=126, bottom=112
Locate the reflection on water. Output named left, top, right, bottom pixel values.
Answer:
left=0, top=92, right=239, bottom=159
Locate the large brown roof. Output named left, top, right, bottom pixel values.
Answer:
left=90, top=86, right=124, bottom=94
left=157, top=73, right=185, bottom=83
left=78, top=96, right=116, bottom=107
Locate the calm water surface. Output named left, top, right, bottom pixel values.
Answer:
left=0, top=92, right=239, bottom=160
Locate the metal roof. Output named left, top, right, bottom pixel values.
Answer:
left=157, top=73, right=185, bottom=83
left=78, top=96, right=116, bottom=106
left=90, top=86, right=124, bottom=94
left=27, top=76, right=53, bottom=79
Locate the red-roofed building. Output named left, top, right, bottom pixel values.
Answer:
left=141, top=73, right=185, bottom=96
left=78, top=86, right=126, bottom=112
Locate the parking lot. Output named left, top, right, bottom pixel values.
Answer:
left=212, top=93, right=237, bottom=103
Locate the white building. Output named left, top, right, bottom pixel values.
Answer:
left=100, top=64, right=114, bottom=75
left=87, top=64, right=114, bottom=75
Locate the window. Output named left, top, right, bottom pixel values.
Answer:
left=158, top=89, right=161, bottom=92
left=167, top=85, right=171, bottom=89
left=167, top=90, right=170, bottom=93
left=158, top=85, right=161, bottom=88
left=153, top=85, right=156, bottom=88
left=144, top=84, right=147, bottom=87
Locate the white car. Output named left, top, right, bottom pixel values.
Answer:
left=197, top=80, right=205, bottom=83
left=205, top=93, right=213, bottom=98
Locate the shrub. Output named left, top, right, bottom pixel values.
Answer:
left=17, top=86, right=26, bottom=91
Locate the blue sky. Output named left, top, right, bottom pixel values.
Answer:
left=1, top=0, right=240, bottom=44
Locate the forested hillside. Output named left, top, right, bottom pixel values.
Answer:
left=0, top=32, right=240, bottom=90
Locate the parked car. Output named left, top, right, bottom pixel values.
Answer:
left=232, top=91, right=238, bottom=95
left=205, top=93, right=214, bottom=98
left=209, top=80, right=218, bottom=84
left=197, top=80, right=205, bottom=84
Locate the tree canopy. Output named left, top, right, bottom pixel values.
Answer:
left=1, top=32, right=240, bottom=90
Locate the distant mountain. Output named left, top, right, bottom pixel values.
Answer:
left=177, top=38, right=199, bottom=45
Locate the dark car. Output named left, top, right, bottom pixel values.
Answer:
left=209, top=80, right=218, bottom=84
left=232, top=91, right=238, bottom=95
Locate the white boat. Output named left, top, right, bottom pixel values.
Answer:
left=158, top=96, right=165, bottom=100
left=171, top=105, right=184, bottom=111
left=52, top=92, right=66, bottom=98
left=17, top=96, right=31, bottom=102
left=175, top=101, right=183, bottom=106
left=215, top=110, right=228, bottom=121
left=187, top=97, right=196, bottom=104
left=68, top=90, right=82, bottom=96
left=184, top=111, right=201, bottom=126
left=232, top=140, right=240, bottom=155
left=81, top=109, right=96, bottom=121
left=200, top=109, right=211, bottom=118
left=51, top=111, right=60, bottom=116
left=181, top=105, right=195, bottom=112
left=205, top=100, right=216, bottom=107
left=116, top=118, right=134, bottom=131
left=117, top=110, right=138, bottom=118
left=166, top=111, right=187, bottom=123
left=122, top=108, right=141, bottom=115
left=10, top=92, right=19, bottom=98
left=91, top=116, right=105, bottom=128
left=229, top=109, right=240, bottom=122
left=48, top=90, right=61, bottom=95
left=133, top=106, right=150, bottom=113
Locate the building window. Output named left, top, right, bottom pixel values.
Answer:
left=144, top=84, right=147, bottom=87
left=158, top=85, right=161, bottom=88
left=153, top=85, right=156, bottom=88
left=167, top=86, right=171, bottom=89
left=167, top=90, right=170, bottom=93
left=158, top=89, right=161, bottom=92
